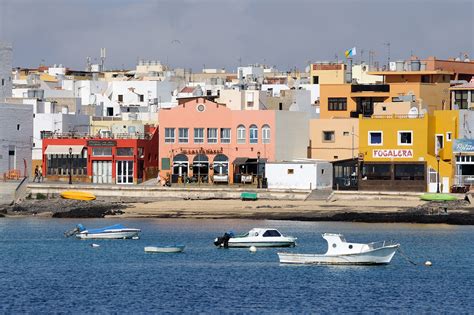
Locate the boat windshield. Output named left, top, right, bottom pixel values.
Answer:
left=263, top=230, right=281, bottom=237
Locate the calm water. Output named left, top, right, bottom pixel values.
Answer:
left=0, top=218, right=472, bottom=313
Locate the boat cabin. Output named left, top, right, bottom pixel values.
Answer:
left=322, top=233, right=371, bottom=256
left=246, top=228, right=282, bottom=238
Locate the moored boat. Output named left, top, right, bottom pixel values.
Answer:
left=60, top=191, right=96, bottom=201
left=214, top=228, right=297, bottom=248
left=144, top=245, right=185, bottom=253
left=278, top=233, right=399, bottom=265
left=65, top=224, right=141, bottom=239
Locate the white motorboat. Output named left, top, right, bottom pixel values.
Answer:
left=65, top=224, right=141, bottom=240
left=278, top=233, right=399, bottom=265
left=144, top=245, right=185, bottom=253
left=214, top=228, right=297, bottom=248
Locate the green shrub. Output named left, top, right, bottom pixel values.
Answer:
left=36, top=193, right=47, bottom=200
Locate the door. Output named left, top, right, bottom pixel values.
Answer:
left=116, top=160, right=134, bottom=184
left=92, top=161, right=112, bottom=184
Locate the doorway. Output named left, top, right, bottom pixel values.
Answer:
left=116, top=160, right=134, bottom=184
left=92, top=160, right=112, bottom=184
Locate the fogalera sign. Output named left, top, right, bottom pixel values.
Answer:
left=453, top=139, right=474, bottom=153
left=373, top=149, right=413, bottom=158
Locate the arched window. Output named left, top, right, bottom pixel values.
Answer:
left=249, top=124, right=258, bottom=144
left=237, top=125, right=246, bottom=144
left=262, top=124, right=270, bottom=144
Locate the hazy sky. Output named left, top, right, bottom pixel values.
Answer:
left=0, top=0, right=472, bottom=71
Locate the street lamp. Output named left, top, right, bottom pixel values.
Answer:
left=257, top=151, right=261, bottom=189
left=68, top=147, right=73, bottom=185
left=436, top=154, right=440, bottom=193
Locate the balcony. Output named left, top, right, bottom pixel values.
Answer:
left=351, top=84, right=390, bottom=93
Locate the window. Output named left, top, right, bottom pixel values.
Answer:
left=398, top=131, right=413, bottom=145
left=249, top=125, right=258, bottom=144
left=139, top=95, right=144, bottom=102
left=16, top=124, right=20, bottom=131
left=288, top=169, right=294, bottom=174
left=454, top=91, right=469, bottom=109
left=46, top=154, right=87, bottom=176
left=394, top=164, right=424, bottom=180
left=263, top=230, right=281, bottom=237
left=363, top=164, right=391, bottom=180
left=312, top=76, right=319, bottom=84
left=343, top=131, right=350, bottom=136
left=1, top=78, right=4, bottom=86
left=328, top=98, right=347, bottom=111
left=246, top=92, right=254, bottom=107
left=116, top=147, right=133, bottom=156
left=118, top=94, right=123, bottom=102
left=322, top=131, right=335, bottom=142
left=194, top=128, right=204, bottom=143
left=220, top=128, right=231, bottom=143
left=369, top=131, right=383, bottom=145
left=421, top=75, right=430, bottom=83
left=178, top=128, right=189, bottom=143
left=207, top=128, right=218, bottom=144
left=436, top=134, right=444, bottom=153
left=165, top=128, right=175, bottom=143
left=262, top=125, right=270, bottom=144
left=237, top=125, right=246, bottom=144
left=92, top=147, right=112, bottom=156
left=446, top=132, right=452, bottom=142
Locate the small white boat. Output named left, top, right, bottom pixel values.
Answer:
left=278, top=233, right=399, bottom=265
left=214, top=228, right=297, bottom=248
left=144, top=245, right=185, bottom=253
left=66, top=224, right=141, bottom=240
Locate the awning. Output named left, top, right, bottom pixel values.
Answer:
left=44, top=145, right=84, bottom=155
left=233, top=157, right=248, bottom=165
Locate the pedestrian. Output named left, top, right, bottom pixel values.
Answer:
left=38, top=167, right=43, bottom=183
left=33, top=166, right=39, bottom=183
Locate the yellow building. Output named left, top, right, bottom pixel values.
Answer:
left=310, top=63, right=346, bottom=84
left=319, top=70, right=452, bottom=119
left=357, top=110, right=458, bottom=192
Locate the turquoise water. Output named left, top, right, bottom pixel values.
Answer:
left=0, top=218, right=472, bottom=313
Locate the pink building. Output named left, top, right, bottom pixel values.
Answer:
left=158, top=98, right=308, bottom=184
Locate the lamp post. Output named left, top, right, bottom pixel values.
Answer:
left=68, top=147, right=73, bottom=185
left=257, top=151, right=261, bottom=189
left=436, top=154, right=440, bottom=193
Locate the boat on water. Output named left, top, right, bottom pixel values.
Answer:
left=60, top=191, right=96, bottom=201
left=278, top=233, right=399, bottom=265
left=65, top=224, right=141, bottom=239
left=214, top=228, right=297, bottom=248
left=144, top=245, right=185, bottom=253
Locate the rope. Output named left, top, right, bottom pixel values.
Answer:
left=398, top=246, right=418, bottom=266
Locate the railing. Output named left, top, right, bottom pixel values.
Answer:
left=42, top=133, right=152, bottom=140
left=3, top=169, right=21, bottom=181
left=454, top=175, right=474, bottom=186
left=351, top=84, right=390, bottom=93
left=367, top=240, right=398, bottom=250
left=362, top=114, right=425, bottom=119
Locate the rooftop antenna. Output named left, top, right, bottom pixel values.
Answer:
left=238, top=57, right=242, bottom=67
left=360, top=49, right=365, bottom=64
left=383, top=42, right=391, bottom=68
left=100, top=47, right=106, bottom=71
left=86, top=56, right=92, bottom=72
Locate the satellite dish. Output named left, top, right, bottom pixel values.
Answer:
left=408, top=107, right=419, bottom=118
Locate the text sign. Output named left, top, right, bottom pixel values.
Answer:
left=373, top=149, right=413, bottom=158
left=453, top=139, right=474, bottom=153
left=87, top=140, right=117, bottom=147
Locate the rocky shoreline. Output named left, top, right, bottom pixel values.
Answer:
left=1, top=197, right=473, bottom=225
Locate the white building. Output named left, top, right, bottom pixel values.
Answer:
left=0, top=42, right=13, bottom=101
left=0, top=103, right=33, bottom=176
left=352, top=63, right=383, bottom=84
left=238, top=65, right=264, bottom=81
left=265, top=160, right=332, bottom=190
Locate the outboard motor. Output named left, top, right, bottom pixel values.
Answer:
left=64, top=224, right=86, bottom=237
left=213, top=231, right=234, bottom=248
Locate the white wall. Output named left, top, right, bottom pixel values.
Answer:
left=265, top=161, right=332, bottom=190
left=275, top=111, right=309, bottom=161
left=0, top=103, right=33, bottom=176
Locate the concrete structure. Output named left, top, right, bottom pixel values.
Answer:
left=0, top=103, right=33, bottom=178
left=423, top=56, right=474, bottom=81
left=309, top=118, right=359, bottom=161
left=0, top=42, right=13, bottom=101
left=266, top=160, right=332, bottom=190
left=41, top=126, right=158, bottom=184
left=265, top=89, right=316, bottom=117
left=358, top=110, right=458, bottom=192
left=450, top=79, right=474, bottom=110
left=352, top=64, right=383, bottom=84
left=158, top=98, right=309, bottom=184
left=217, top=89, right=268, bottom=110
left=310, top=63, right=346, bottom=84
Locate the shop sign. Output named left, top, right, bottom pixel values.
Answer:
left=180, top=148, right=223, bottom=155
left=453, top=139, right=474, bottom=153
left=87, top=140, right=117, bottom=147
left=373, top=149, right=413, bottom=158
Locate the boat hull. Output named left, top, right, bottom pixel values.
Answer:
left=278, top=245, right=399, bottom=265
left=76, top=230, right=140, bottom=240
left=60, top=191, right=96, bottom=201
left=227, top=240, right=296, bottom=248
left=144, top=246, right=185, bottom=253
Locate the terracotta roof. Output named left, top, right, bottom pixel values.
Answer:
left=180, top=87, right=195, bottom=93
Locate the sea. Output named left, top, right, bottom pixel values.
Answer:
left=0, top=218, right=472, bottom=314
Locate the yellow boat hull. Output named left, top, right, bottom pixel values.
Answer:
left=60, top=191, right=96, bottom=201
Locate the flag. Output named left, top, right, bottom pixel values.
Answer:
left=345, top=47, right=357, bottom=58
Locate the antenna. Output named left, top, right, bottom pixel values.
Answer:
left=86, top=56, right=91, bottom=72
left=100, top=48, right=106, bottom=70
left=383, top=42, right=391, bottom=68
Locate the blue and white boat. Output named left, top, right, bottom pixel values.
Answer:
left=66, top=224, right=141, bottom=240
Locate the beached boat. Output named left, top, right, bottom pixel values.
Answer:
left=420, top=193, right=457, bottom=201
left=278, top=233, right=399, bottom=265
left=65, top=224, right=141, bottom=239
left=214, top=228, right=297, bottom=248
left=144, top=245, right=185, bottom=253
left=60, top=191, right=96, bottom=201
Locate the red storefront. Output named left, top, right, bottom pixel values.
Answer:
left=42, top=127, right=158, bottom=184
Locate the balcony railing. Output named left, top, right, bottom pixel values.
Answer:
left=361, top=114, right=425, bottom=119
left=454, top=175, right=474, bottom=186
left=42, top=132, right=152, bottom=140
left=351, top=84, right=390, bottom=93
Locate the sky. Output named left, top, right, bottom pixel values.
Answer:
left=0, top=0, right=473, bottom=71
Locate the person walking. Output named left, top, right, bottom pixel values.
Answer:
left=33, top=166, right=39, bottom=183
left=38, top=167, right=43, bottom=183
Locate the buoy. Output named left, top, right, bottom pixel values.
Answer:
left=91, top=243, right=100, bottom=248
left=132, top=236, right=139, bottom=240
left=249, top=246, right=257, bottom=253
left=424, top=261, right=432, bottom=266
